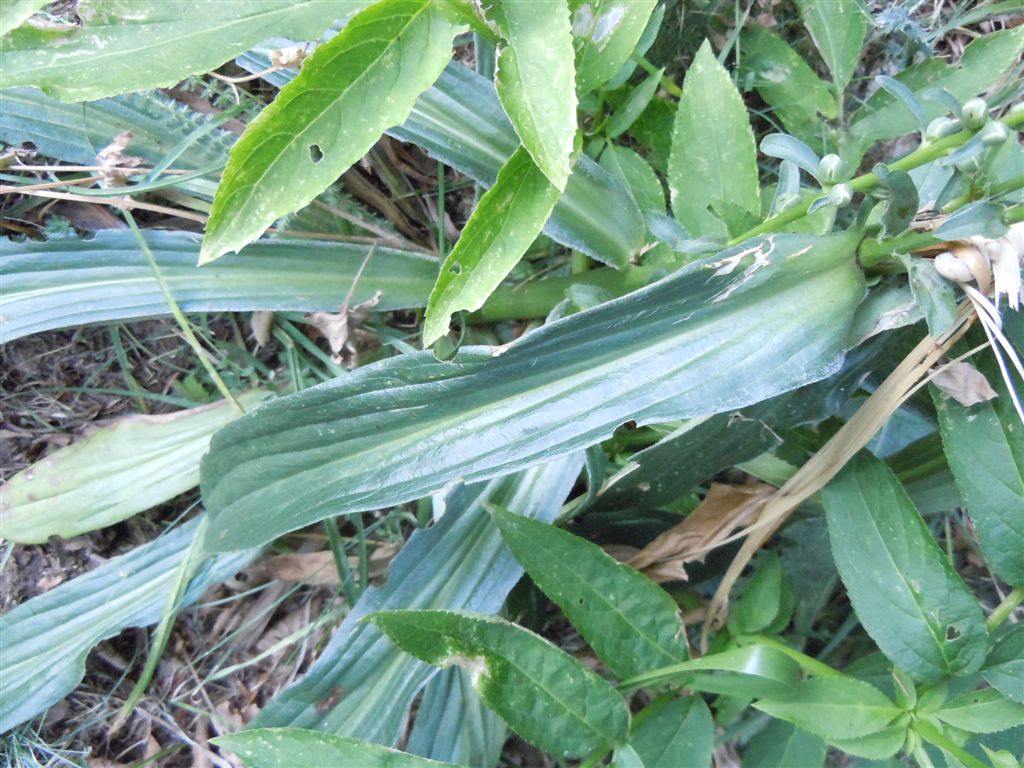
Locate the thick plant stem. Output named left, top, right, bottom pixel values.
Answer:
left=987, top=586, right=1024, bottom=632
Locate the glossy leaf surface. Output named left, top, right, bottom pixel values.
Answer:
left=201, top=0, right=463, bottom=262
left=569, top=0, right=658, bottom=94
left=370, top=610, right=630, bottom=757
left=823, top=452, right=989, bottom=682
left=202, top=231, right=864, bottom=551
left=492, top=507, right=689, bottom=679
left=754, top=677, right=901, bottom=740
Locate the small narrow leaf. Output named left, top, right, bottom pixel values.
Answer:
left=569, top=0, right=658, bottom=94
left=669, top=41, right=760, bottom=239
left=875, top=75, right=929, bottom=130
left=369, top=610, right=630, bottom=757
left=630, top=697, right=713, bottom=768
left=423, top=147, right=560, bottom=346
left=795, top=0, right=867, bottom=91
left=933, top=688, right=1024, bottom=733
left=0, top=0, right=366, bottom=101
left=599, top=145, right=666, bottom=214
left=213, top=729, right=464, bottom=768
left=901, top=255, right=958, bottom=337
left=606, top=66, right=664, bottom=140
left=754, top=677, right=902, bottom=740
left=823, top=452, right=989, bottom=682
left=826, top=725, right=907, bottom=760
left=760, top=134, right=822, bottom=183
left=201, top=0, right=463, bottom=262
left=873, top=163, right=920, bottom=237
left=491, top=507, right=689, bottom=679
left=490, top=0, right=577, bottom=190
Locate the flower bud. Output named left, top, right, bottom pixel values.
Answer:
left=826, top=183, right=853, bottom=208
left=961, top=97, right=988, bottom=130
left=1011, top=101, right=1024, bottom=120
left=955, top=153, right=983, bottom=174
left=933, top=251, right=973, bottom=283
left=817, top=154, right=843, bottom=184
left=979, top=120, right=1009, bottom=147
left=925, top=116, right=961, bottom=141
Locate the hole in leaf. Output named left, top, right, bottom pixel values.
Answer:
left=577, top=597, right=585, bottom=606
left=309, top=144, right=324, bottom=164
left=945, top=625, right=961, bottom=641
left=449, top=262, right=462, bottom=275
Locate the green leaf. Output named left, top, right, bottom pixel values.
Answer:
left=606, top=67, right=663, bottom=140
left=214, top=729, right=464, bottom=768
left=933, top=346, right=1024, bottom=586
left=935, top=201, right=1009, bottom=240
left=1, top=392, right=268, bottom=543
left=201, top=0, right=463, bottom=263
left=491, top=507, right=689, bottom=679
left=983, top=624, right=1024, bottom=705
left=826, top=724, right=907, bottom=760
left=0, top=518, right=255, bottom=732
left=489, top=0, right=577, bottom=191
left=823, top=452, right=989, bottom=682
left=569, top=0, right=658, bottom=94
left=369, top=610, right=630, bottom=756
left=252, top=458, right=582, bottom=742
left=754, top=677, right=902, bottom=740
left=795, top=0, right=866, bottom=92
left=873, top=163, right=920, bottom=237
left=599, top=145, right=666, bottom=214
left=0, top=0, right=365, bottom=101
left=760, top=134, right=823, bottom=180
left=729, top=552, right=785, bottom=636
left=743, top=720, right=827, bottom=768
left=850, top=27, right=1024, bottom=149
left=669, top=40, right=759, bottom=239
left=406, top=668, right=505, bottom=768
left=739, top=26, right=837, bottom=144
left=201, top=231, right=864, bottom=551
left=933, top=688, right=1024, bottom=733
left=901, top=255, right=958, bottom=337
left=2, top=231, right=438, bottom=343
left=630, top=697, right=713, bottom=768
left=611, top=744, right=645, bottom=768
left=423, top=146, right=560, bottom=346
left=0, top=0, right=48, bottom=38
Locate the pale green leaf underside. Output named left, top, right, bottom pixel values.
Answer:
left=214, top=729, right=465, bottom=768
left=795, top=0, right=867, bottom=92
left=0, top=518, right=255, bottom=732
left=569, top=0, right=658, bottom=94
left=370, top=609, right=630, bottom=756
left=424, top=146, right=559, bottom=345
left=201, top=230, right=863, bottom=551
left=491, top=0, right=577, bottom=190
left=0, top=0, right=48, bottom=38
left=492, top=508, right=689, bottom=680
left=669, top=40, right=760, bottom=239
left=823, top=453, right=989, bottom=683
left=0, top=0, right=366, bottom=100
left=1, top=391, right=268, bottom=543
left=201, top=0, right=463, bottom=262
left=755, top=677, right=901, bottom=741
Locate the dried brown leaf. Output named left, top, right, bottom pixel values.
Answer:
left=96, top=131, right=144, bottom=188
left=250, top=310, right=274, bottom=348
left=932, top=360, right=998, bottom=406
left=305, top=290, right=381, bottom=367
left=259, top=542, right=399, bottom=586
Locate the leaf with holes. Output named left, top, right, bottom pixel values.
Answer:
left=423, top=146, right=561, bottom=346
left=823, top=452, right=989, bottom=682
left=491, top=507, right=689, bottom=680
left=200, top=0, right=464, bottom=263
left=368, top=610, right=630, bottom=757
left=489, top=0, right=577, bottom=190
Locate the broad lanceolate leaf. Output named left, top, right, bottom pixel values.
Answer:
left=569, top=0, right=658, bottom=94
left=795, top=0, right=866, bottom=92
left=823, top=452, right=989, bottom=682
left=423, top=147, right=560, bottom=345
left=491, top=507, right=689, bottom=680
left=201, top=0, right=463, bottom=263
left=629, top=697, right=713, bottom=768
left=933, top=346, right=1024, bottom=586
left=2, top=231, right=438, bottom=342
left=0, top=0, right=367, bottom=100
left=489, top=0, right=576, bottom=190
left=252, top=458, right=582, bottom=743
left=406, top=668, right=505, bottom=768
left=369, top=610, right=630, bottom=757
left=743, top=720, right=827, bottom=768
left=1, top=392, right=268, bottom=543
left=669, top=41, right=760, bottom=240
left=201, top=230, right=864, bottom=551
left=214, top=729, right=464, bottom=768
left=0, top=518, right=255, bottom=732
left=983, top=624, right=1024, bottom=704
left=754, top=677, right=902, bottom=741
left=0, top=0, right=48, bottom=38
left=933, top=688, right=1024, bottom=733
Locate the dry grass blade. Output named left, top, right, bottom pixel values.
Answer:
left=702, top=308, right=974, bottom=648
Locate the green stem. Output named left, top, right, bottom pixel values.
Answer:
left=123, top=211, right=243, bottom=414
left=915, top=720, right=988, bottom=768
left=633, top=54, right=682, bottom=98
left=987, top=586, right=1024, bottom=632
left=326, top=517, right=359, bottom=606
